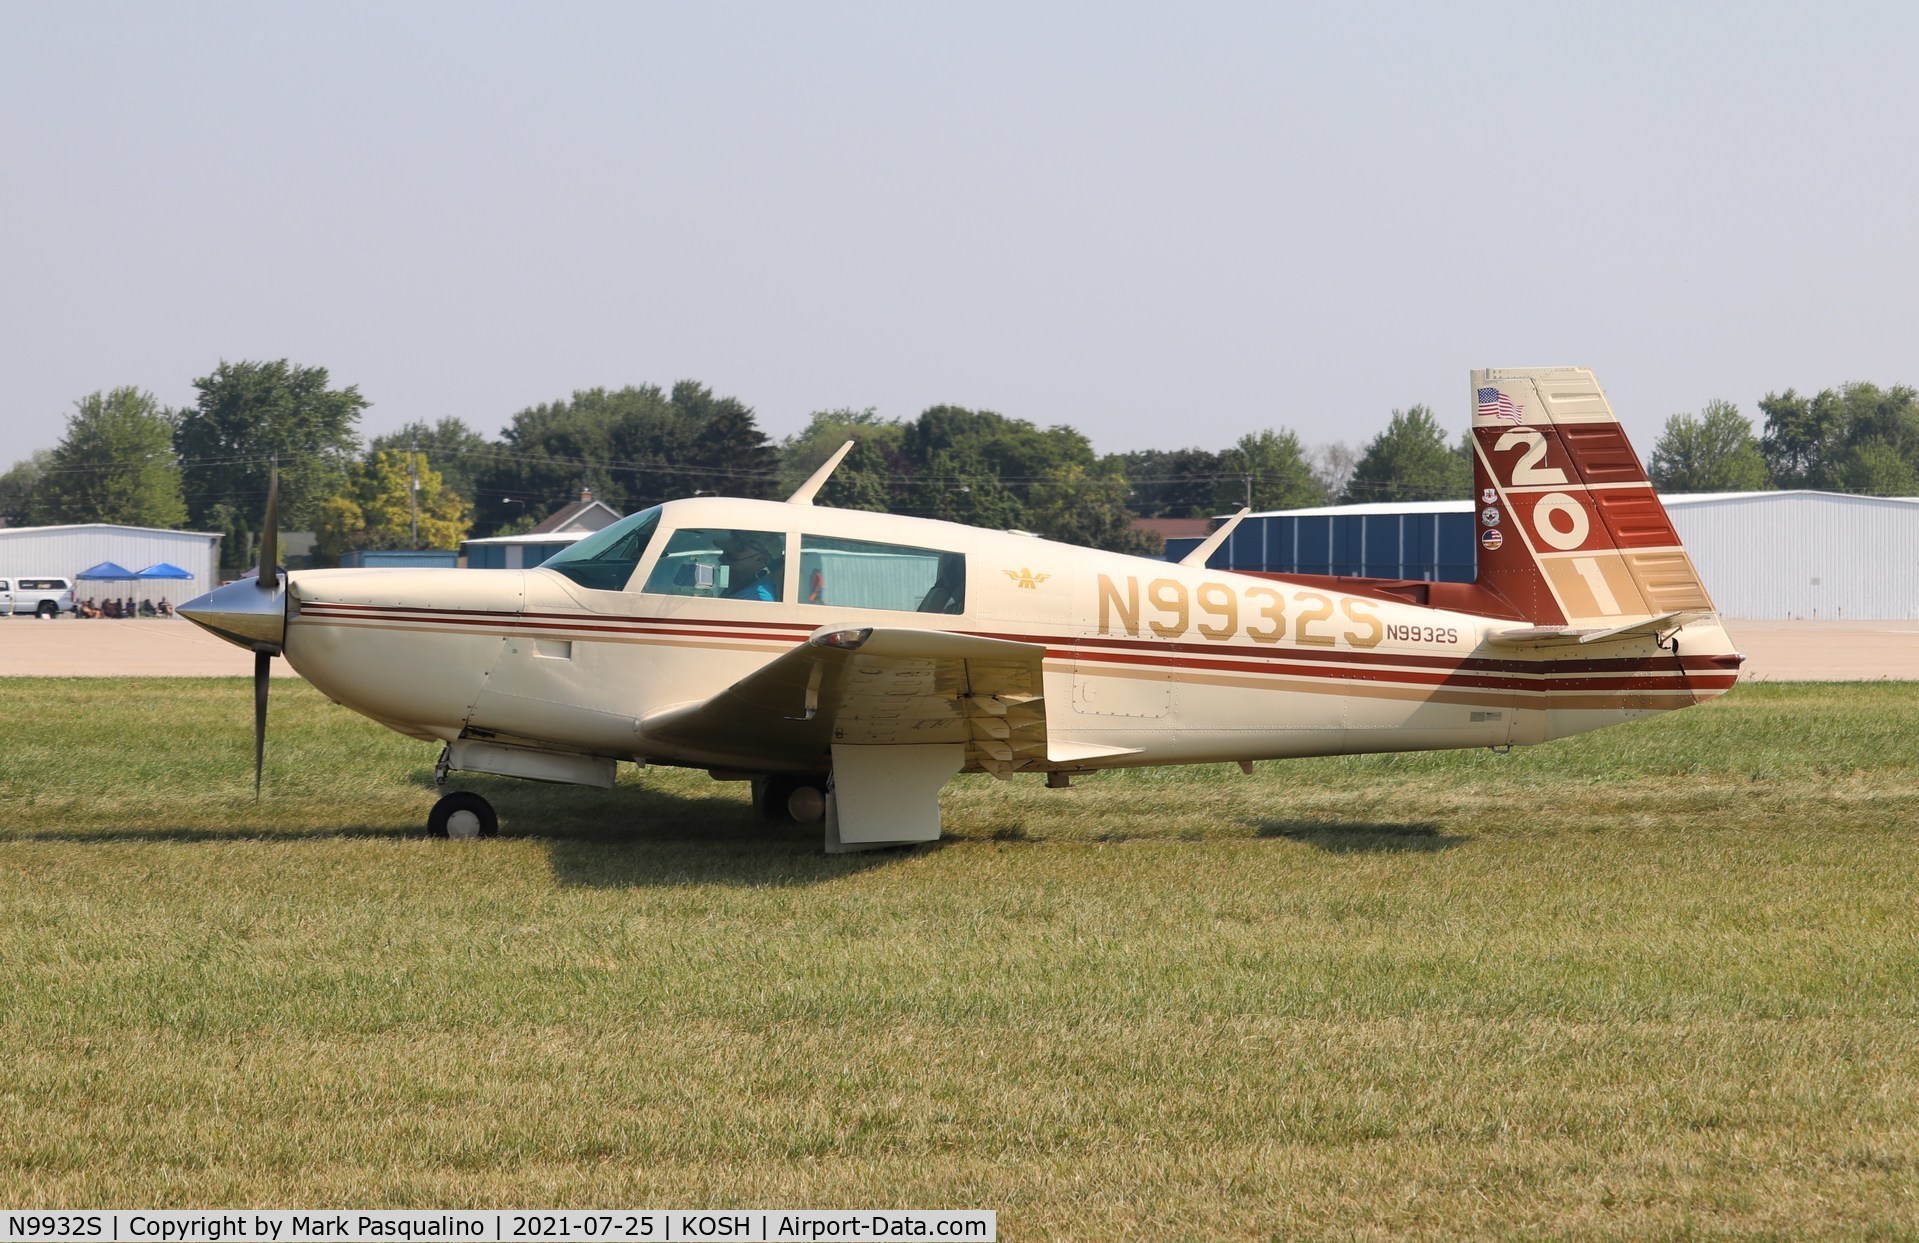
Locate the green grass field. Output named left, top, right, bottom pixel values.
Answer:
left=2, top=678, right=1916, bottom=1238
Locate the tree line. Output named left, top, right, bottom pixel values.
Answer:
left=4, top=359, right=1911, bottom=570
left=1649, top=384, right=1919, bottom=496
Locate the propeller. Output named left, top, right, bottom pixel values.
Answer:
left=255, top=648, right=271, bottom=798
left=253, top=457, right=280, bottom=797
left=175, top=455, right=291, bottom=798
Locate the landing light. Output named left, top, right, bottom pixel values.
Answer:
left=814, top=627, right=874, bottom=650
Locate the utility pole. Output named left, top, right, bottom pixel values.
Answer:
left=408, top=441, right=419, bottom=544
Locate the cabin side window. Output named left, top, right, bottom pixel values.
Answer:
left=640, top=528, right=787, bottom=601
left=798, top=535, right=965, bottom=614
left=541, top=506, right=661, bottom=591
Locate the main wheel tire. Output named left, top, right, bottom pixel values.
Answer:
left=428, top=791, right=499, bottom=839
left=754, top=775, right=828, bottom=824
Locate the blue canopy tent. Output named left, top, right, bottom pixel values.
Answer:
left=75, top=561, right=137, bottom=581
left=133, top=562, right=195, bottom=614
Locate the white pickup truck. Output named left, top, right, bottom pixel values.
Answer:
left=0, top=576, right=77, bottom=617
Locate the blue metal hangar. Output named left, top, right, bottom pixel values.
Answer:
left=1164, top=491, right=1919, bottom=621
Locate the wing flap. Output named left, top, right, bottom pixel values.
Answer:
left=639, top=624, right=1056, bottom=774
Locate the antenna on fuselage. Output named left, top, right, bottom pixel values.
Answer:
left=786, top=440, right=856, bottom=506
left=1178, top=508, right=1250, bottom=568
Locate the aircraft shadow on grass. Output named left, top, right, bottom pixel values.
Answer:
left=1252, top=819, right=1470, bottom=854
left=15, top=787, right=1457, bottom=883
left=13, top=825, right=418, bottom=845
left=408, top=772, right=911, bottom=888
left=16, top=778, right=905, bottom=888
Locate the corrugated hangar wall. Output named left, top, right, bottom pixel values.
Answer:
left=1165, top=493, right=1919, bottom=620
left=0, top=525, right=221, bottom=599
left=1666, top=493, right=1919, bottom=620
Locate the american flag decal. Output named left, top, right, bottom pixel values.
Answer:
left=1477, top=387, right=1525, bottom=423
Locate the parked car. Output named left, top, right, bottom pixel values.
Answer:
left=0, top=576, right=77, bottom=617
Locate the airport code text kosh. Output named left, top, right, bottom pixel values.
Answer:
left=2, top=1215, right=994, bottom=1243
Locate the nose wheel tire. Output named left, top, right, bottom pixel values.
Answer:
left=428, top=791, right=499, bottom=839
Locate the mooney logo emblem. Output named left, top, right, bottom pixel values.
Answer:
left=1005, top=568, right=1051, bottom=589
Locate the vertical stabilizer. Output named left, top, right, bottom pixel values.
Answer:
left=1469, top=368, right=1716, bottom=627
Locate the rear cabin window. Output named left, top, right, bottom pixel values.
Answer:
left=541, top=507, right=661, bottom=591
left=798, top=535, right=965, bottom=613
left=640, top=528, right=786, bottom=602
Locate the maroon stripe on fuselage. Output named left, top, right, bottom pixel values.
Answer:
left=1066, top=646, right=1726, bottom=694
left=296, top=601, right=1728, bottom=696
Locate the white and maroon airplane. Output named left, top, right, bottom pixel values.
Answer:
left=182, top=367, right=1743, bottom=849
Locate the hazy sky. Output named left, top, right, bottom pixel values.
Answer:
left=3, top=1, right=1914, bottom=466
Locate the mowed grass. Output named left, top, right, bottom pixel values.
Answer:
left=1, top=678, right=1917, bottom=1238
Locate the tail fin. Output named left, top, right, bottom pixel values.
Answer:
left=1469, top=367, right=1716, bottom=627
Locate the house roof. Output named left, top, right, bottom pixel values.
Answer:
left=530, top=489, right=623, bottom=535
left=463, top=531, right=590, bottom=547
left=1131, top=516, right=1215, bottom=541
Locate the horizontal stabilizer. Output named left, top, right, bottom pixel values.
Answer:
left=1488, top=610, right=1713, bottom=648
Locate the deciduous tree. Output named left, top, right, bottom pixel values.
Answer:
left=920, top=445, right=1025, bottom=530
left=0, top=450, right=54, bottom=527
left=371, top=417, right=491, bottom=509
left=1217, top=429, right=1327, bottom=512
left=1649, top=400, right=1771, bottom=492
left=33, top=388, right=187, bottom=527
left=1760, top=382, right=1919, bottom=492
left=175, top=360, right=367, bottom=531
left=1116, top=448, right=1224, bottom=519
left=473, top=382, right=778, bottom=535
left=1758, top=387, right=1846, bottom=489
left=902, top=406, right=1095, bottom=517
left=1026, top=461, right=1162, bottom=555
left=1342, top=405, right=1470, bottom=503
left=315, top=450, right=472, bottom=561
left=1307, top=441, right=1359, bottom=501
left=1840, top=438, right=1919, bottom=496
left=780, top=409, right=911, bottom=511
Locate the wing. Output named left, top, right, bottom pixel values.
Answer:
left=638, top=624, right=1058, bottom=777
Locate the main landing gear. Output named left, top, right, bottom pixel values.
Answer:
left=428, top=790, right=499, bottom=839
left=753, top=774, right=829, bottom=824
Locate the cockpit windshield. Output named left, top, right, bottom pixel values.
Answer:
left=540, top=506, right=661, bottom=591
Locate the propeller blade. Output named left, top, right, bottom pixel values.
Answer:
left=254, top=647, right=270, bottom=798
left=258, top=457, right=279, bottom=592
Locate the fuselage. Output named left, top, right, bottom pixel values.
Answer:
left=274, top=496, right=1740, bottom=778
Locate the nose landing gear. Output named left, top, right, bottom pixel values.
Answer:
left=428, top=790, right=499, bottom=839
left=428, top=744, right=498, bottom=839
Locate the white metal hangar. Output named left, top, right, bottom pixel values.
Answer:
left=0, top=523, right=222, bottom=602
left=1163, top=491, right=1919, bottom=620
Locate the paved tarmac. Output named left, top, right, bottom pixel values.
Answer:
left=0, top=616, right=303, bottom=677
left=0, top=614, right=1913, bottom=680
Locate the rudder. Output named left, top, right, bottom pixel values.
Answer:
left=1469, top=367, right=1716, bottom=627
